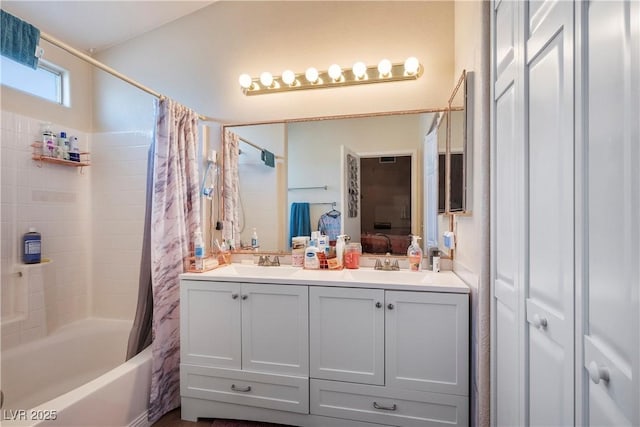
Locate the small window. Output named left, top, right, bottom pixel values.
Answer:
left=0, top=56, right=66, bottom=105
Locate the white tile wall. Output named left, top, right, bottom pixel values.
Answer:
left=1, top=111, right=91, bottom=348
left=91, top=131, right=151, bottom=320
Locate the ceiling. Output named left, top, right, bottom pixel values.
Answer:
left=1, top=1, right=217, bottom=53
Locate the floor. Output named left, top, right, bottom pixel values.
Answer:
left=151, top=408, right=289, bottom=427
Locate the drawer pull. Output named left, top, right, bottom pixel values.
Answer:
left=387, top=304, right=394, bottom=310
left=375, top=302, right=382, bottom=308
left=532, top=313, right=548, bottom=329
left=373, top=401, right=397, bottom=411
left=231, top=293, right=239, bottom=300
left=231, top=384, right=252, bottom=393
left=241, top=295, right=248, bottom=300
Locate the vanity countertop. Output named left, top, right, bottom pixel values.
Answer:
left=181, top=264, right=469, bottom=294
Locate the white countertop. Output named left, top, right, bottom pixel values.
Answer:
left=181, top=264, right=469, bottom=294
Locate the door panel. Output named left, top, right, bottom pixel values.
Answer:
left=241, top=283, right=308, bottom=376
left=309, top=286, right=384, bottom=385
left=585, top=1, right=639, bottom=424
left=526, top=1, right=574, bottom=425
left=180, top=280, right=241, bottom=369
left=386, top=291, right=468, bottom=396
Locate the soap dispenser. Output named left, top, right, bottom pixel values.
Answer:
left=407, top=235, right=423, bottom=272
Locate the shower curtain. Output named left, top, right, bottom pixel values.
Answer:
left=147, top=98, right=201, bottom=423
left=223, top=129, right=240, bottom=248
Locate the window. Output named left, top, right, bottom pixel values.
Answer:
left=0, top=56, right=66, bottom=105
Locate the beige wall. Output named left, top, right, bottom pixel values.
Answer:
left=0, top=39, right=94, bottom=132
left=93, top=1, right=455, bottom=131
left=452, top=1, right=491, bottom=426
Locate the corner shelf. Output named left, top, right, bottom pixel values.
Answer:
left=31, top=142, right=90, bottom=168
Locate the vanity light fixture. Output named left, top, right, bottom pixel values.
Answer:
left=239, top=57, right=423, bottom=96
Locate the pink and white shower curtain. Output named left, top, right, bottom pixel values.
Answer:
left=223, top=129, right=240, bottom=248
left=148, top=98, right=201, bottom=423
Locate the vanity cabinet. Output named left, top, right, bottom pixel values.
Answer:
left=309, top=286, right=469, bottom=426
left=180, top=280, right=309, bottom=414
left=180, top=271, right=469, bottom=426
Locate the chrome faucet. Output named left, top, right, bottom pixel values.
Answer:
left=258, top=255, right=280, bottom=266
left=374, top=253, right=400, bottom=271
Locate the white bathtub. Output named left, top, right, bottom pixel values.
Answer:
left=1, top=318, right=152, bottom=427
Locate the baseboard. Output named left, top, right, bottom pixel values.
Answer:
left=128, top=411, right=150, bottom=427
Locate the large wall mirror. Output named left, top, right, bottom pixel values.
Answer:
left=219, top=72, right=468, bottom=258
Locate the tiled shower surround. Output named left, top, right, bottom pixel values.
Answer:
left=0, top=111, right=150, bottom=349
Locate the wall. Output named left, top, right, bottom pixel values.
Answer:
left=1, top=112, right=91, bottom=348
left=93, top=1, right=454, bottom=130
left=91, top=130, right=152, bottom=320
left=0, top=39, right=94, bottom=132
left=452, top=1, right=491, bottom=426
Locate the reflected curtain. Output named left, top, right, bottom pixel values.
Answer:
left=148, top=98, right=201, bottom=423
left=223, top=130, right=240, bottom=248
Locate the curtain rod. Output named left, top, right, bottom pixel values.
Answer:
left=238, top=136, right=284, bottom=159
left=39, top=31, right=218, bottom=123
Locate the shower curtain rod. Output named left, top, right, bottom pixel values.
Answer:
left=238, top=136, right=284, bottom=159
left=39, top=31, right=219, bottom=123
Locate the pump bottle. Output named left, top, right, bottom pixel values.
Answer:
left=407, top=235, right=423, bottom=272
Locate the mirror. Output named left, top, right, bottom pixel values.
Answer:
left=219, top=71, right=468, bottom=257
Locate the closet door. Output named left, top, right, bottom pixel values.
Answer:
left=525, top=1, right=575, bottom=425
left=582, top=1, right=639, bottom=424
left=492, top=0, right=525, bottom=425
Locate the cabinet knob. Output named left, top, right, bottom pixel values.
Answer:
left=241, top=294, right=248, bottom=300
left=231, top=293, right=239, bottom=300
left=588, top=361, right=610, bottom=384
left=532, top=314, right=548, bottom=329
left=387, top=303, right=394, bottom=310
left=375, top=302, right=382, bottom=308
left=231, top=384, right=252, bottom=393
left=373, top=402, right=397, bottom=411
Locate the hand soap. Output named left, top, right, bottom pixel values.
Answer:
left=407, top=235, right=423, bottom=272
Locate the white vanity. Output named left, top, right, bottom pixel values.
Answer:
left=180, top=265, right=469, bottom=427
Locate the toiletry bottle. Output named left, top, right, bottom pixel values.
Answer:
left=57, top=131, right=68, bottom=159
left=40, top=123, right=55, bottom=157
left=251, top=228, right=259, bottom=251
left=69, top=136, right=80, bottom=162
left=335, top=235, right=347, bottom=268
left=194, top=231, right=205, bottom=271
left=432, top=249, right=441, bottom=273
left=22, top=227, right=41, bottom=264
left=304, top=242, right=320, bottom=270
left=407, top=235, right=423, bottom=272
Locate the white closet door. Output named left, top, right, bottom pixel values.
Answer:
left=492, top=0, right=524, bottom=425
left=525, top=1, right=574, bottom=425
left=583, top=1, right=639, bottom=424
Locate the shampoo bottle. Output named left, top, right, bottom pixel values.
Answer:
left=194, top=231, right=205, bottom=271
left=407, top=235, right=423, bottom=272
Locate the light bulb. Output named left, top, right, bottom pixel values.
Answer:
left=239, top=74, right=253, bottom=89
left=260, top=72, right=274, bottom=87
left=328, top=64, right=342, bottom=81
left=378, top=59, right=392, bottom=77
left=282, top=70, right=296, bottom=85
left=305, top=67, right=319, bottom=83
left=404, top=57, right=420, bottom=75
left=352, top=61, right=367, bottom=79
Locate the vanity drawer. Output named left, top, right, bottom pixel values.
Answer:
left=181, top=364, right=309, bottom=414
left=310, top=379, right=468, bottom=427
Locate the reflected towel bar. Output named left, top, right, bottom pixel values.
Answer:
left=288, top=185, right=328, bottom=191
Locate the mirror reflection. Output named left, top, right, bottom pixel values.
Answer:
left=220, top=71, right=468, bottom=258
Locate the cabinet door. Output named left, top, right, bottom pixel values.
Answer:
left=385, top=291, right=468, bottom=396
left=180, top=280, right=241, bottom=368
left=309, top=286, right=385, bottom=385
left=241, top=283, right=308, bottom=376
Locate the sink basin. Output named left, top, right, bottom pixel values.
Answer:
left=343, top=268, right=427, bottom=285
left=218, top=264, right=300, bottom=278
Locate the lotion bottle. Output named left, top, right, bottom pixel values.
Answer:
left=407, top=235, right=423, bottom=272
left=304, top=243, right=320, bottom=270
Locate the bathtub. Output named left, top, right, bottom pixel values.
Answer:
left=1, top=318, right=152, bottom=427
